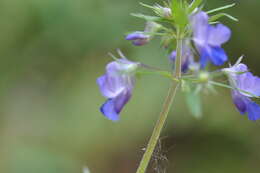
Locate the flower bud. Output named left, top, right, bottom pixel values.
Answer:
left=154, top=5, right=172, bottom=19
left=198, top=71, right=209, bottom=83
left=125, top=32, right=150, bottom=46
left=126, top=22, right=161, bottom=46
left=161, top=7, right=172, bottom=18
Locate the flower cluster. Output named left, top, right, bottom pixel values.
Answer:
left=97, top=0, right=260, bottom=122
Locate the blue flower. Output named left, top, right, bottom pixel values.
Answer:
left=191, top=11, right=231, bottom=68
left=125, top=32, right=150, bottom=46
left=126, top=22, right=161, bottom=46
left=97, top=58, right=138, bottom=121
left=224, top=63, right=260, bottom=121
left=169, top=40, right=194, bottom=73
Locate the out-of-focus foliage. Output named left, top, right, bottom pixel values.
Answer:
left=0, top=0, right=260, bottom=173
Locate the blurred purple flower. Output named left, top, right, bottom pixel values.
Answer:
left=126, top=22, right=161, bottom=46
left=191, top=11, right=231, bottom=68
left=125, top=32, right=150, bottom=46
left=224, top=63, right=260, bottom=121
left=97, top=58, right=138, bottom=121
left=169, top=41, right=194, bottom=73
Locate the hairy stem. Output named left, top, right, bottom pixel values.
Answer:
left=135, top=29, right=183, bottom=173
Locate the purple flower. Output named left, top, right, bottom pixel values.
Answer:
left=191, top=11, right=231, bottom=68
left=126, top=22, right=161, bottom=46
left=125, top=32, right=150, bottom=46
left=97, top=58, right=138, bottom=121
left=224, top=63, right=260, bottom=121
left=169, top=41, right=194, bottom=73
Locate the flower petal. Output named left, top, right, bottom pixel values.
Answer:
left=208, top=46, right=228, bottom=66
left=114, top=90, right=132, bottom=112
left=237, top=72, right=260, bottom=97
left=199, top=46, right=210, bottom=68
left=198, top=45, right=228, bottom=67
left=227, top=63, right=248, bottom=74
left=132, top=39, right=149, bottom=46
left=97, top=59, right=136, bottom=99
left=125, top=32, right=149, bottom=40
left=97, top=74, right=125, bottom=98
left=191, top=11, right=209, bottom=45
left=100, top=99, right=120, bottom=121
left=247, top=100, right=260, bottom=121
left=100, top=90, right=131, bottom=121
left=232, top=91, right=247, bottom=114
left=208, top=24, right=231, bottom=46
left=226, top=63, right=260, bottom=97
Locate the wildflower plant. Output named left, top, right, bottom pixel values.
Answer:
left=97, top=0, right=260, bottom=172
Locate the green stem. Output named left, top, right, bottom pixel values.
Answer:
left=175, top=29, right=183, bottom=78
left=135, top=28, right=183, bottom=173
left=136, top=70, right=179, bottom=82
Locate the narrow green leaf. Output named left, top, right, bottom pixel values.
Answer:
left=139, top=2, right=155, bottom=10
left=209, top=81, right=259, bottom=98
left=108, top=52, right=119, bottom=61
left=209, top=21, right=220, bottom=25
left=207, top=3, right=236, bottom=14
left=209, top=13, right=238, bottom=22
left=185, top=90, right=202, bottom=119
left=188, top=0, right=203, bottom=13
left=130, top=13, right=161, bottom=22
left=209, top=81, right=234, bottom=89
left=136, top=70, right=178, bottom=81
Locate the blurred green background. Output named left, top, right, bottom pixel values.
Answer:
left=0, top=0, right=260, bottom=173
